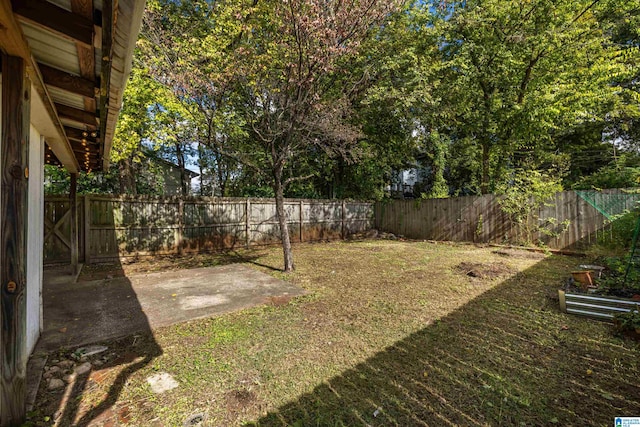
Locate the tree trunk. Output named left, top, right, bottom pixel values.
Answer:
left=480, top=87, right=492, bottom=195
left=481, top=141, right=490, bottom=194
left=216, top=154, right=226, bottom=197
left=197, top=141, right=207, bottom=196
left=118, top=158, right=136, bottom=195
left=175, top=142, right=188, bottom=196
left=273, top=165, right=295, bottom=272
left=118, top=161, right=127, bottom=194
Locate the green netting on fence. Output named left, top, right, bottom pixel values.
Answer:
left=575, top=190, right=640, bottom=220
left=576, top=190, right=640, bottom=286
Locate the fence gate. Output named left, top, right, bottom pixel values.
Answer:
left=43, top=197, right=84, bottom=264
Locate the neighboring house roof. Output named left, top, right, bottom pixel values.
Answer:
left=153, top=156, right=199, bottom=179
left=1, top=0, right=146, bottom=173
left=141, top=148, right=199, bottom=179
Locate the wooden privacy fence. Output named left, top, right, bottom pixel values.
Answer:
left=375, top=189, right=640, bottom=250
left=44, top=195, right=374, bottom=264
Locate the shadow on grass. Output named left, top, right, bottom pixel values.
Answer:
left=228, top=250, right=284, bottom=272
left=79, top=249, right=283, bottom=279
left=248, top=254, right=640, bottom=426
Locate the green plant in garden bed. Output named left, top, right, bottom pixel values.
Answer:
left=613, top=306, right=640, bottom=334
left=593, top=256, right=640, bottom=296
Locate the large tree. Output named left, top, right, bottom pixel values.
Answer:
left=237, top=0, right=403, bottom=270
left=140, top=0, right=402, bottom=271
left=140, top=0, right=246, bottom=196
left=375, top=0, right=638, bottom=195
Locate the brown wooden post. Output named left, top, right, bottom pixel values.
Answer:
left=245, top=198, right=251, bottom=248
left=1, top=54, right=30, bottom=426
left=70, top=173, right=79, bottom=275
left=83, top=194, right=91, bottom=264
left=177, top=198, right=184, bottom=255
left=341, top=200, right=346, bottom=239
left=299, top=200, right=304, bottom=243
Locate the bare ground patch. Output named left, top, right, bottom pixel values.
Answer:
left=455, top=261, right=514, bottom=279
left=492, top=248, right=548, bottom=260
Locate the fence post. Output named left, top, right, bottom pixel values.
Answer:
left=341, top=200, right=346, bottom=239
left=83, top=194, right=91, bottom=264
left=70, top=174, right=79, bottom=275
left=299, top=200, right=304, bottom=242
left=245, top=198, right=251, bottom=248
left=177, top=198, right=184, bottom=255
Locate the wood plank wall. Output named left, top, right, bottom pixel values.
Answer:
left=44, top=189, right=640, bottom=263
left=375, top=189, right=640, bottom=250
left=44, top=196, right=374, bottom=263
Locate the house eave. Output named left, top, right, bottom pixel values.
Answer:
left=3, top=0, right=146, bottom=173
left=101, top=0, right=146, bottom=171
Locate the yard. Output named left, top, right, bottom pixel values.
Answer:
left=31, top=240, right=640, bottom=426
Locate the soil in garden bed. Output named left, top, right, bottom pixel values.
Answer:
left=608, top=288, right=640, bottom=299
left=563, top=276, right=640, bottom=299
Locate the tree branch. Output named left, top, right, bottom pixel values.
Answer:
left=284, top=172, right=316, bottom=186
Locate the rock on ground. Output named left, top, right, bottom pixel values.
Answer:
left=74, top=362, right=92, bottom=375
left=147, top=372, right=179, bottom=394
left=47, top=378, right=65, bottom=390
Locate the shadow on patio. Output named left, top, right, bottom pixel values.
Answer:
left=33, top=260, right=163, bottom=427
left=248, top=253, right=640, bottom=426
left=33, top=248, right=305, bottom=426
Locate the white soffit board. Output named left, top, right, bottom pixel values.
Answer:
left=30, top=81, right=78, bottom=172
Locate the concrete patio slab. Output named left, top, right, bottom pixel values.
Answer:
left=36, top=264, right=305, bottom=353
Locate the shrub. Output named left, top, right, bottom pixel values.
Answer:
left=574, top=165, right=640, bottom=190
left=496, top=169, right=565, bottom=246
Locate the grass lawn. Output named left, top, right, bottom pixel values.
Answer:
left=32, top=240, right=640, bottom=426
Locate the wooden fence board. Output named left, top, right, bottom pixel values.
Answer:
left=45, top=196, right=374, bottom=263
left=375, top=189, right=640, bottom=249
left=45, top=190, right=638, bottom=263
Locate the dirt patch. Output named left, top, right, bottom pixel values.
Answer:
left=30, top=334, right=158, bottom=427
left=225, top=389, right=258, bottom=412
left=78, top=250, right=272, bottom=282
left=265, top=295, right=293, bottom=307
left=78, top=263, right=126, bottom=281
left=117, top=405, right=132, bottom=424
left=492, top=248, right=547, bottom=260
left=455, top=261, right=514, bottom=279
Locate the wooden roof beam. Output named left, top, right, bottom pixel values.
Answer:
left=55, top=103, right=98, bottom=127
left=71, top=148, right=99, bottom=157
left=64, top=126, right=99, bottom=143
left=0, top=0, right=79, bottom=172
left=100, top=0, right=146, bottom=171
left=38, top=62, right=98, bottom=99
left=99, top=0, right=113, bottom=170
left=71, top=0, right=98, bottom=115
left=11, top=0, right=97, bottom=47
